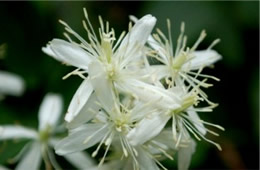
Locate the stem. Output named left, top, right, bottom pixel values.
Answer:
left=41, top=144, right=53, bottom=170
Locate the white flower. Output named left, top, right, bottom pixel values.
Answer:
left=122, top=17, right=224, bottom=151
left=43, top=9, right=182, bottom=123
left=149, top=22, right=222, bottom=106
left=127, top=85, right=224, bottom=151
left=41, top=11, right=224, bottom=170
left=0, top=71, right=24, bottom=98
left=131, top=16, right=221, bottom=107
left=0, top=93, right=94, bottom=170
left=55, top=65, right=161, bottom=168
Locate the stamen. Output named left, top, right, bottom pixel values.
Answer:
left=62, top=68, right=87, bottom=80
left=190, top=30, right=206, bottom=52
left=148, top=152, right=168, bottom=170
left=172, top=115, right=177, bottom=141
left=181, top=118, right=201, bottom=141
left=197, top=130, right=222, bottom=151
left=181, top=116, right=222, bottom=150
left=112, top=31, right=126, bottom=52
left=156, top=28, right=168, bottom=43
left=83, top=124, right=108, bottom=144
left=83, top=8, right=98, bottom=40
left=63, top=32, right=73, bottom=42
left=175, top=22, right=185, bottom=56
left=98, top=138, right=112, bottom=167
left=175, top=130, right=182, bottom=148
left=199, top=120, right=225, bottom=131
left=119, top=136, right=128, bottom=157
left=167, top=19, right=174, bottom=57
left=207, top=38, right=220, bottom=50
left=98, top=15, right=104, bottom=32
left=106, top=21, right=109, bottom=33
left=122, top=136, right=139, bottom=165
left=105, top=132, right=114, bottom=146
left=150, top=141, right=174, bottom=160
left=92, top=131, right=110, bottom=157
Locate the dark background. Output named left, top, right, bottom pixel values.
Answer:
left=0, top=1, right=259, bottom=169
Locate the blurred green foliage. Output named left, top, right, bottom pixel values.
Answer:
left=0, top=1, right=259, bottom=169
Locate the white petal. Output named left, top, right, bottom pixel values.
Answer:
left=65, top=79, right=93, bottom=122
left=16, top=142, right=42, bottom=170
left=55, top=123, right=107, bottom=155
left=129, top=15, right=138, bottom=23
left=48, top=39, right=92, bottom=70
left=123, top=79, right=181, bottom=110
left=183, top=49, right=222, bottom=70
left=148, top=65, right=170, bottom=83
left=88, top=61, right=115, bottom=113
left=178, top=140, right=196, bottom=170
left=129, top=15, right=168, bottom=64
left=66, top=93, right=100, bottom=129
left=169, top=87, right=185, bottom=97
left=137, top=147, right=160, bottom=170
left=0, top=126, right=37, bottom=140
left=187, top=110, right=206, bottom=135
left=152, top=129, right=188, bottom=153
left=42, top=45, right=56, bottom=59
left=38, top=93, right=63, bottom=131
left=121, top=14, right=156, bottom=48
left=127, top=113, right=170, bottom=146
left=0, top=71, right=25, bottom=96
left=118, top=15, right=156, bottom=62
left=0, top=165, right=9, bottom=170
left=130, top=101, right=157, bottom=121
left=49, top=137, right=95, bottom=170
left=48, top=137, right=60, bottom=146
left=64, top=152, right=95, bottom=169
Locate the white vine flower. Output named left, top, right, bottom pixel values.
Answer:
left=0, top=94, right=94, bottom=170
left=124, top=17, right=224, bottom=151
left=147, top=21, right=222, bottom=107
left=131, top=16, right=222, bottom=107
left=41, top=10, right=224, bottom=170
left=127, top=85, right=224, bottom=151
left=43, top=9, right=183, bottom=124
left=55, top=64, right=162, bottom=169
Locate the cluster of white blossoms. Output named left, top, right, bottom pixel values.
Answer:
left=38, top=9, right=224, bottom=170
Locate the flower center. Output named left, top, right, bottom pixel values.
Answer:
left=39, top=125, right=52, bottom=142
left=114, top=114, right=130, bottom=133
left=172, top=52, right=188, bottom=70
left=171, top=93, right=198, bottom=115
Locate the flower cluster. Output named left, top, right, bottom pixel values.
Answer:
left=42, top=9, right=224, bottom=170
left=0, top=8, right=224, bottom=170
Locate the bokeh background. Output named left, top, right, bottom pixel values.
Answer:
left=0, top=1, right=259, bottom=169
